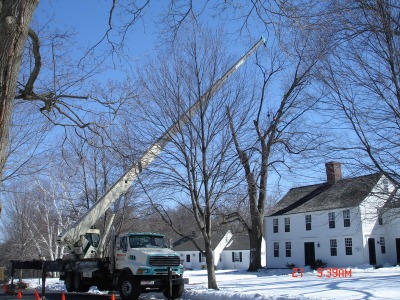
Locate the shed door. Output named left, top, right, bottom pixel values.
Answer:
left=368, top=238, right=376, bottom=265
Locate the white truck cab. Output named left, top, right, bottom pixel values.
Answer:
left=114, top=232, right=186, bottom=299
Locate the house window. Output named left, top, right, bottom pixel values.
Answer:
left=199, top=252, right=206, bottom=262
left=285, top=217, right=290, bottom=232
left=383, top=179, right=389, bottom=192
left=330, top=239, right=337, bottom=256
left=343, top=209, right=350, bottom=227
left=345, top=238, right=352, bottom=255
left=378, top=214, right=383, bottom=225
left=328, top=212, right=335, bottom=228
left=377, top=209, right=383, bottom=225
left=285, top=242, right=291, bottom=257
left=274, top=242, right=279, bottom=257
left=273, top=218, right=279, bottom=233
left=186, top=254, right=191, bottom=263
left=232, top=252, right=243, bottom=262
left=380, top=237, right=386, bottom=254
left=305, top=215, right=312, bottom=231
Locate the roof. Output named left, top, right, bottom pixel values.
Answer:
left=266, top=173, right=382, bottom=216
left=173, top=234, right=227, bottom=251
left=224, top=234, right=250, bottom=250
left=383, top=188, right=400, bottom=209
left=173, top=233, right=250, bottom=251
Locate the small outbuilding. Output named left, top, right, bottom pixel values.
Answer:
left=174, top=230, right=266, bottom=270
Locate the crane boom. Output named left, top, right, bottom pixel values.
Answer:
left=57, top=36, right=266, bottom=248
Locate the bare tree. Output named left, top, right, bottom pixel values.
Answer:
left=0, top=1, right=139, bottom=218
left=0, top=186, right=39, bottom=280
left=133, top=27, right=242, bottom=289
left=0, top=0, right=39, bottom=184
left=2, top=100, right=53, bottom=185
left=226, top=24, right=328, bottom=271
left=319, top=0, right=400, bottom=186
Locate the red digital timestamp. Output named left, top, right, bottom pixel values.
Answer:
left=291, top=267, right=352, bottom=278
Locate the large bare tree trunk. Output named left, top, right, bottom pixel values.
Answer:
left=248, top=212, right=264, bottom=271
left=204, top=239, right=218, bottom=289
left=0, top=0, right=38, bottom=182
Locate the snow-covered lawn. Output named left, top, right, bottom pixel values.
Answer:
left=183, top=265, right=400, bottom=300
left=23, top=265, right=400, bottom=300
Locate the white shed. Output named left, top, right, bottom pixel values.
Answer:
left=174, top=231, right=266, bottom=270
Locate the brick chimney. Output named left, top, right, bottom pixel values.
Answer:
left=325, top=162, right=342, bottom=183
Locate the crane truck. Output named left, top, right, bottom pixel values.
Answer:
left=10, top=36, right=266, bottom=300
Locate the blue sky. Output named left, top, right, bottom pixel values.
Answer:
left=30, top=1, right=337, bottom=192
left=33, top=1, right=268, bottom=63
left=34, top=0, right=159, bottom=60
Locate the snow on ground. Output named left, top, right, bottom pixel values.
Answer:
left=22, top=265, right=400, bottom=300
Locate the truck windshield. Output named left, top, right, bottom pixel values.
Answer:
left=129, top=235, right=166, bottom=248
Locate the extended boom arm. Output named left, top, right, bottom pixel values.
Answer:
left=57, top=36, right=266, bottom=248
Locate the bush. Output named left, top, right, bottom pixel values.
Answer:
left=200, top=265, right=218, bottom=270
left=286, top=263, right=296, bottom=269
left=310, top=259, right=327, bottom=270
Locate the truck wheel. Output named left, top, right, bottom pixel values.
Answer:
left=118, top=274, right=140, bottom=300
left=65, top=272, right=74, bottom=292
left=163, top=283, right=184, bottom=299
left=73, top=272, right=90, bottom=292
left=77, top=284, right=91, bottom=293
left=97, top=281, right=111, bottom=291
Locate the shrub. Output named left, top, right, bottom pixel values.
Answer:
left=200, top=265, right=218, bottom=270
left=286, top=263, right=296, bottom=269
left=311, top=259, right=327, bottom=270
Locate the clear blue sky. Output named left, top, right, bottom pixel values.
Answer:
left=34, top=0, right=161, bottom=60
left=33, top=1, right=268, bottom=63
left=31, top=1, right=333, bottom=192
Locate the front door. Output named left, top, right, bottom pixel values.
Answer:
left=396, top=239, right=400, bottom=264
left=304, top=242, right=315, bottom=267
left=368, top=238, right=376, bottom=265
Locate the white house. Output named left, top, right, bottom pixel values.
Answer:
left=264, top=162, right=399, bottom=268
left=173, top=231, right=266, bottom=270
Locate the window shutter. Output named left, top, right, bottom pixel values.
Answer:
left=239, top=252, right=242, bottom=262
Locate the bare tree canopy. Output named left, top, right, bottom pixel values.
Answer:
left=0, top=0, right=39, bottom=182
left=132, top=26, right=247, bottom=288
left=319, top=0, right=400, bottom=186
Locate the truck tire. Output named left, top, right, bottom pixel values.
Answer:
left=163, top=283, right=184, bottom=299
left=73, top=272, right=90, bottom=292
left=77, top=284, right=91, bottom=293
left=97, top=281, right=111, bottom=291
left=65, top=272, right=74, bottom=292
left=118, top=274, right=140, bottom=300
